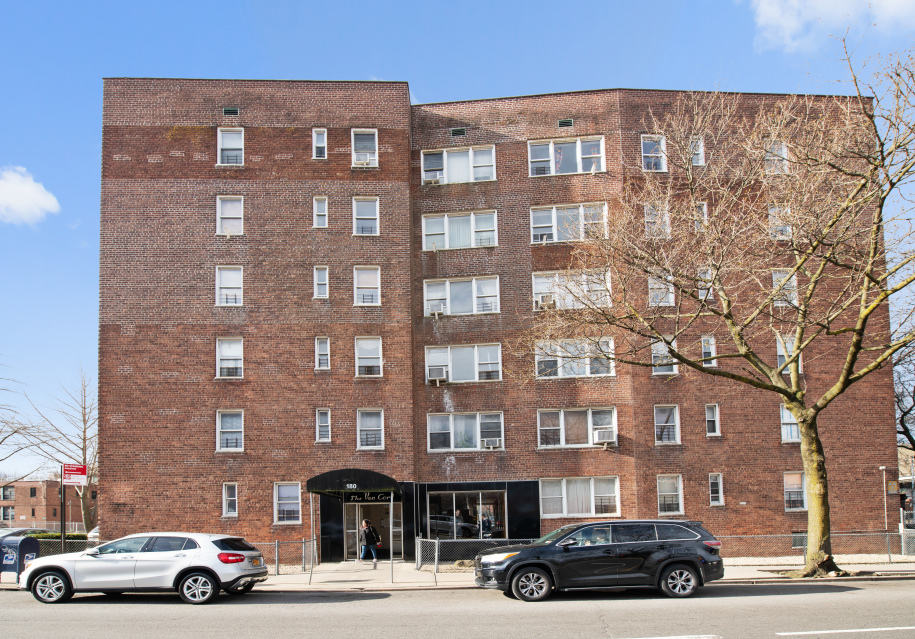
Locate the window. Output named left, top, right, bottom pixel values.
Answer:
left=781, top=406, right=800, bottom=442
left=425, top=344, right=502, bottom=382
left=313, top=197, right=327, bottom=228
left=776, top=335, right=802, bottom=372
left=353, top=197, right=379, bottom=235
left=657, top=475, right=683, bottom=514
left=654, top=405, right=680, bottom=444
left=52, top=508, right=57, bottom=517
left=540, top=477, right=619, bottom=517
left=765, top=140, right=789, bottom=174
left=706, top=404, right=720, bottom=435
left=697, top=268, right=714, bottom=301
left=709, top=473, right=724, bottom=506
left=694, top=202, right=708, bottom=231
left=533, top=271, right=611, bottom=310
left=772, top=269, right=798, bottom=307
left=31, top=508, right=35, bottom=516
left=427, top=413, right=504, bottom=451
left=535, top=339, right=614, bottom=378
left=91, top=491, right=97, bottom=500
left=422, top=211, right=497, bottom=250
left=351, top=129, right=378, bottom=167
left=315, top=337, right=330, bottom=370
left=354, top=267, right=380, bottom=305
left=651, top=339, right=677, bottom=374
left=223, top=483, right=238, bottom=517
left=217, top=411, right=243, bottom=451
left=424, top=276, right=499, bottom=315
left=357, top=410, right=384, bottom=449
left=316, top=409, right=331, bottom=442
left=422, top=146, right=495, bottom=184
left=769, top=205, right=791, bottom=240
left=312, top=128, right=327, bottom=159
left=528, top=137, right=604, bottom=176
left=538, top=408, right=617, bottom=447
left=1, top=487, right=13, bottom=500
left=314, top=266, right=328, bottom=299
left=1, top=506, right=15, bottom=521
left=641, top=135, right=667, bottom=172
left=644, top=204, right=671, bottom=239
left=217, top=196, right=243, bottom=235
left=355, top=337, right=382, bottom=376
left=216, top=267, right=242, bottom=306
left=274, top=483, right=301, bottom=523
left=30, top=487, right=36, bottom=498
left=218, top=128, right=244, bottom=165
left=784, top=472, right=806, bottom=510
left=530, top=203, right=607, bottom=242
left=216, top=338, right=243, bottom=378
left=701, top=335, right=717, bottom=367
left=690, top=136, right=705, bottom=166
left=648, top=275, right=674, bottom=306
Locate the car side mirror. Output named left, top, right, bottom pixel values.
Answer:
left=557, top=538, right=577, bottom=547
left=85, top=547, right=100, bottom=556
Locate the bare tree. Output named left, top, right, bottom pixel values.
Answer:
left=19, top=372, right=98, bottom=532
left=519, top=44, right=915, bottom=577
left=0, top=375, right=43, bottom=485
left=896, top=350, right=915, bottom=452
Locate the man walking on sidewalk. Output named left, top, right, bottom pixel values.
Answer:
left=358, top=519, right=380, bottom=568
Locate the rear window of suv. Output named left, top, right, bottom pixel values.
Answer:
left=656, top=524, right=700, bottom=540
left=212, top=538, right=257, bottom=551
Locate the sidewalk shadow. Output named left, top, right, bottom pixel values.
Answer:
left=72, top=591, right=392, bottom=605
left=499, top=582, right=861, bottom=603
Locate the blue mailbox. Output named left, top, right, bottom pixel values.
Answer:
left=1, top=536, right=40, bottom=576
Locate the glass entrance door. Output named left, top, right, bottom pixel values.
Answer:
left=343, top=502, right=403, bottom=561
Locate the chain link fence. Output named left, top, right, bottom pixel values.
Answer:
left=719, top=532, right=915, bottom=565
left=249, top=540, right=316, bottom=575
left=416, top=538, right=536, bottom=573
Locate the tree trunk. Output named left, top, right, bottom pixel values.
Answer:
left=78, top=488, right=97, bottom=534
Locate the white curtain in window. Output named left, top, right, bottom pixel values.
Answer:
left=446, top=150, right=471, bottom=183
left=218, top=339, right=242, bottom=358
left=448, top=215, right=471, bottom=248
left=566, top=479, right=592, bottom=515
left=541, top=480, right=563, bottom=515
left=221, top=131, right=243, bottom=149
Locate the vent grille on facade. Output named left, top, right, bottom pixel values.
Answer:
left=558, top=119, right=573, bottom=128
left=450, top=128, right=466, bottom=137
left=223, top=107, right=240, bottom=116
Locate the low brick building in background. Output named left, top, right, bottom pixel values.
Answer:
left=0, top=480, right=97, bottom=531
left=98, top=79, right=899, bottom=561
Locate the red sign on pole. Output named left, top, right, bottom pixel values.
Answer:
left=62, top=464, right=88, bottom=486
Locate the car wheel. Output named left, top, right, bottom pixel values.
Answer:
left=31, top=571, right=73, bottom=604
left=510, top=567, right=552, bottom=602
left=178, top=572, right=219, bottom=604
left=659, top=564, right=699, bottom=598
left=225, top=582, right=255, bottom=595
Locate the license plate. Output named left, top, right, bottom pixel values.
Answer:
left=251, top=558, right=261, bottom=566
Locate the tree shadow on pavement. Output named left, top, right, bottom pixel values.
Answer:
left=71, top=591, right=392, bottom=605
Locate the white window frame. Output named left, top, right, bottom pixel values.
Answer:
left=641, top=134, right=667, bottom=172
left=776, top=335, right=802, bottom=373
left=644, top=204, right=671, bottom=239
left=312, top=128, right=327, bottom=160
left=533, top=271, right=612, bottom=310
left=216, top=338, right=243, bottom=379
left=426, top=412, right=504, bottom=451
left=784, top=471, right=807, bottom=511
left=423, top=276, right=500, bottom=316
left=421, top=146, right=496, bottom=184
left=274, top=482, right=302, bottom=524
left=355, top=337, right=383, bottom=377
left=769, top=204, right=792, bottom=240
left=357, top=409, right=384, bottom=450
left=691, top=136, right=705, bottom=166
left=315, top=337, right=330, bottom=370
left=314, top=266, right=328, bottom=299
left=651, top=338, right=678, bottom=375
left=697, top=267, right=714, bottom=301
left=313, top=196, right=328, bottom=228
left=701, top=335, right=717, bottom=367
left=215, top=266, right=243, bottom=307
left=709, top=473, right=724, bottom=506
left=529, top=203, right=608, bottom=243
left=535, top=339, right=615, bottom=378
left=424, top=343, right=503, bottom=383
left=216, top=410, right=244, bottom=452
left=654, top=405, right=680, bottom=444
left=421, top=210, right=498, bottom=250
left=216, top=196, right=243, bottom=236
left=351, top=129, right=378, bottom=167
left=539, top=477, right=620, bottom=518
left=706, top=404, right=720, bottom=436
left=316, top=409, right=331, bottom=442
left=772, top=269, right=798, bottom=307
left=527, top=137, right=605, bottom=176
left=217, top=127, right=244, bottom=166
left=353, top=266, right=381, bottom=306
left=352, top=197, right=379, bottom=236
left=781, top=406, right=800, bottom=442
left=765, top=140, right=789, bottom=174
left=648, top=275, right=675, bottom=307
left=537, top=407, right=617, bottom=448
left=657, top=474, right=684, bottom=515
left=694, top=202, right=708, bottom=232
left=222, top=483, right=238, bottom=517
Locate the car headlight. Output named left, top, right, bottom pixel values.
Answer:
left=481, top=552, right=518, bottom=565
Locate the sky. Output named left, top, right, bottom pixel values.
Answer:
left=1, top=0, right=914, bottom=477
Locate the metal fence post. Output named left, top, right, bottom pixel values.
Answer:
left=887, top=532, right=892, bottom=563
left=434, top=539, right=440, bottom=575
left=275, top=540, right=280, bottom=576
left=416, top=537, right=421, bottom=570
left=302, top=538, right=307, bottom=572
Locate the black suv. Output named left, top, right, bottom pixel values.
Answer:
left=474, top=520, right=723, bottom=601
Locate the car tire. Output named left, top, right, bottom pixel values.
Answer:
left=178, top=572, right=219, bottom=604
left=510, top=567, right=552, bottom=602
left=31, top=570, right=73, bottom=604
left=659, top=563, right=699, bottom=598
left=225, top=582, right=255, bottom=595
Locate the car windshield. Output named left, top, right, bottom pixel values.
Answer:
left=534, top=525, right=579, bottom=545
left=212, top=538, right=257, bottom=552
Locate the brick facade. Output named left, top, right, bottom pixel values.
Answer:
left=0, top=481, right=96, bottom=529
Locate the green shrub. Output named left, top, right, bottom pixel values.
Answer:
left=26, top=532, right=88, bottom=540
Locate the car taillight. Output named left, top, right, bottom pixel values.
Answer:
left=704, top=540, right=722, bottom=550
left=218, top=552, right=246, bottom=564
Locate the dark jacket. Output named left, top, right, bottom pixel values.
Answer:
left=359, top=526, right=379, bottom=545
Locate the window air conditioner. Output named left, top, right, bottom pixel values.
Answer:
left=424, top=177, right=441, bottom=185
left=594, top=430, right=617, bottom=449
left=429, top=302, right=445, bottom=317
left=428, top=366, right=448, bottom=386
left=483, top=438, right=502, bottom=450
left=535, top=294, right=556, bottom=310
left=354, top=153, right=372, bottom=166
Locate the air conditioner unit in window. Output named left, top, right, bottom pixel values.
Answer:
left=534, top=294, right=556, bottom=310
left=428, top=366, right=448, bottom=386
left=429, top=302, right=445, bottom=318
left=594, top=430, right=617, bottom=449
left=424, top=177, right=441, bottom=185
left=354, top=153, right=372, bottom=166
left=483, top=438, right=502, bottom=450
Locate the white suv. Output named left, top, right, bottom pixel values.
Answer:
left=19, top=532, right=268, bottom=604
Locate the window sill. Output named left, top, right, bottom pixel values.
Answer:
left=216, top=233, right=244, bottom=237
left=706, top=433, right=722, bottom=438
left=427, top=378, right=502, bottom=385
left=422, top=178, right=497, bottom=186
left=641, top=168, right=668, bottom=173
left=351, top=164, right=379, bottom=169
left=313, top=296, right=329, bottom=300
left=427, top=448, right=504, bottom=453
left=531, top=239, right=607, bottom=246
left=422, top=245, right=499, bottom=252
left=355, top=375, right=384, bottom=379
left=655, top=441, right=681, bottom=446
left=315, top=368, right=331, bottom=372
left=652, top=371, right=679, bottom=376
left=710, top=504, right=726, bottom=508
left=782, top=440, right=801, bottom=444
left=528, top=171, right=606, bottom=178
left=215, top=449, right=245, bottom=454
left=657, top=512, right=684, bottom=516
left=536, top=373, right=616, bottom=380
left=538, top=444, right=617, bottom=450
left=215, top=376, right=244, bottom=380
left=315, top=439, right=332, bottom=444
left=313, top=226, right=328, bottom=230
left=785, top=508, right=807, bottom=513
left=357, top=448, right=385, bottom=452
left=273, top=521, right=303, bottom=526
left=215, top=164, right=245, bottom=168
left=354, top=303, right=382, bottom=307
left=425, top=312, right=501, bottom=318
left=220, top=515, right=238, bottom=520
left=352, top=233, right=381, bottom=237
left=215, top=304, right=244, bottom=308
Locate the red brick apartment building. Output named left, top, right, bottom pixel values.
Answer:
left=99, top=79, right=898, bottom=561
left=0, top=481, right=97, bottom=530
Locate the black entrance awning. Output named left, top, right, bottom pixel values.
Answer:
left=306, top=468, right=401, bottom=497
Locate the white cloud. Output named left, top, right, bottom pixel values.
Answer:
left=749, top=0, right=915, bottom=52
left=0, top=166, right=61, bottom=225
